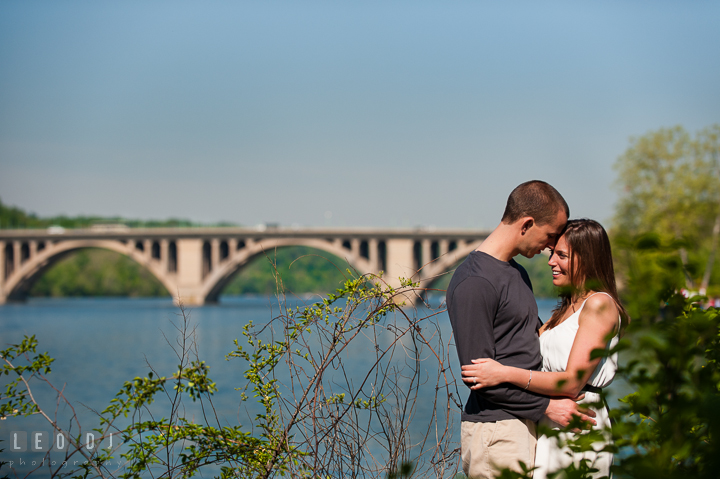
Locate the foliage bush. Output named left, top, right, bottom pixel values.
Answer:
left=607, top=234, right=720, bottom=479
left=1, top=273, right=460, bottom=478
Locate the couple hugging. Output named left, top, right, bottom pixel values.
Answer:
left=448, top=180, right=628, bottom=479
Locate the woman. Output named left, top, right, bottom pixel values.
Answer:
left=461, top=219, right=628, bottom=479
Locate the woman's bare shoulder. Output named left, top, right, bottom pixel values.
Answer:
left=580, top=292, right=618, bottom=325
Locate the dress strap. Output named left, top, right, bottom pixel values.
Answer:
left=584, top=291, right=613, bottom=301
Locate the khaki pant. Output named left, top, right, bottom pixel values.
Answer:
left=461, top=418, right=537, bottom=479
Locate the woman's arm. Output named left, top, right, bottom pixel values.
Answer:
left=461, top=293, right=619, bottom=398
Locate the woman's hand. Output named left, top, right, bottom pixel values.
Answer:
left=461, top=358, right=507, bottom=390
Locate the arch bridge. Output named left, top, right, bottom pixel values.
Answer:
left=0, top=226, right=489, bottom=305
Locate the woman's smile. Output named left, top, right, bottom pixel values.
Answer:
left=548, top=236, right=572, bottom=287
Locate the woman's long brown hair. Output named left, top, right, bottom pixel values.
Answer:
left=544, top=219, right=629, bottom=332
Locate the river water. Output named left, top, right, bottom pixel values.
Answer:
left=1, top=295, right=559, bottom=476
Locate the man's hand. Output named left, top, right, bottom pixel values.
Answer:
left=545, top=396, right=596, bottom=428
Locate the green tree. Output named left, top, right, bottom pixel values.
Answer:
left=222, top=246, right=348, bottom=296
left=613, top=124, right=720, bottom=294
left=0, top=197, right=217, bottom=230
left=29, top=249, right=168, bottom=298
left=0, top=198, right=48, bottom=229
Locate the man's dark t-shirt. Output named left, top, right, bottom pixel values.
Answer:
left=447, top=251, right=550, bottom=423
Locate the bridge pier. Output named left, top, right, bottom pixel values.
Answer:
left=174, top=239, right=206, bottom=305
left=381, top=238, right=419, bottom=303
left=13, top=242, right=21, bottom=276
left=159, top=239, right=169, bottom=272
left=368, top=238, right=379, bottom=271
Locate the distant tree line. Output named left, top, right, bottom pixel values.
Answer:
left=0, top=198, right=233, bottom=229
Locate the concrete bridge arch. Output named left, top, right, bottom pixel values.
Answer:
left=199, top=238, right=374, bottom=303
left=0, top=239, right=177, bottom=302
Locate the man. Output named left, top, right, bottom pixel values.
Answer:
left=447, top=180, right=595, bottom=478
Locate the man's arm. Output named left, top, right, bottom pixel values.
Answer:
left=449, top=276, right=549, bottom=422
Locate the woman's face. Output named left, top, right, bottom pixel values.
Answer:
left=548, top=235, right=573, bottom=288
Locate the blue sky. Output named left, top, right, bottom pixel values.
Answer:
left=1, top=1, right=718, bottom=229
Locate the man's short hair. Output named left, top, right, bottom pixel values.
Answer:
left=501, top=180, right=569, bottom=225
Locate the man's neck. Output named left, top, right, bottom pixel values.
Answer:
left=476, top=223, right=520, bottom=262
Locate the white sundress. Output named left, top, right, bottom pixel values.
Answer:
left=533, top=292, right=620, bottom=479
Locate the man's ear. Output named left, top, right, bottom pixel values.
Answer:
left=520, top=218, right=534, bottom=235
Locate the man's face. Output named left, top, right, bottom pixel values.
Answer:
left=520, top=210, right=567, bottom=258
